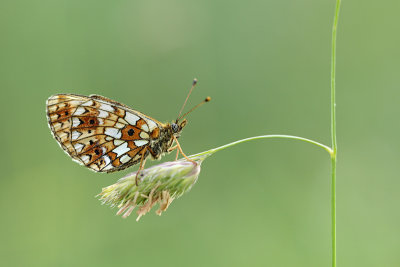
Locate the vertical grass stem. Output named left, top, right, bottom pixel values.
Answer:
left=331, top=0, right=341, bottom=266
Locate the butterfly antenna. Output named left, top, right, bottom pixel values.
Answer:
left=176, top=78, right=198, bottom=121
left=177, top=96, right=211, bottom=121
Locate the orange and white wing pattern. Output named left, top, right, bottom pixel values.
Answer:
left=46, top=94, right=164, bottom=172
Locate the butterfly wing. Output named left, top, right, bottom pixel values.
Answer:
left=46, top=94, right=164, bottom=172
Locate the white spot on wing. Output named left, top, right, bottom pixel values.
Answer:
left=47, top=105, right=58, bottom=113
left=98, top=110, right=108, bottom=118
left=74, top=143, right=84, bottom=153
left=57, top=132, right=69, bottom=142
left=50, top=114, right=58, bottom=121
left=140, top=132, right=149, bottom=139
left=71, top=100, right=84, bottom=106
left=118, top=117, right=128, bottom=124
left=104, top=127, right=121, bottom=139
left=81, top=155, right=90, bottom=164
left=103, top=155, right=111, bottom=166
left=114, top=139, right=124, bottom=146
left=134, top=140, right=149, bottom=147
left=141, top=124, right=149, bottom=132
left=72, top=131, right=82, bottom=140
left=53, top=122, right=63, bottom=131
left=112, top=142, right=130, bottom=157
left=120, top=154, right=131, bottom=164
left=125, top=112, right=140, bottom=125
left=81, top=100, right=94, bottom=106
left=98, top=118, right=104, bottom=125
left=115, top=122, right=124, bottom=129
left=99, top=103, right=114, bottom=112
left=74, top=107, right=86, bottom=115
left=105, top=136, right=113, bottom=141
left=146, top=119, right=158, bottom=131
left=72, top=117, right=81, bottom=127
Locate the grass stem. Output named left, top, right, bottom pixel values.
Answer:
left=190, top=134, right=332, bottom=158
left=331, top=0, right=341, bottom=266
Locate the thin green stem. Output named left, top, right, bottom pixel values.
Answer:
left=331, top=154, right=337, bottom=266
left=331, top=0, right=341, bottom=266
left=190, top=135, right=332, bottom=159
left=331, top=1, right=340, bottom=154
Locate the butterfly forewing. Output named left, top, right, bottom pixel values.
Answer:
left=46, top=94, right=164, bottom=172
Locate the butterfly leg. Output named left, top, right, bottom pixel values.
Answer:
left=167, top=145, right=180, bottom=160
left=167, top=145, right=178, bottom=152
left=173, top=136, right=197, bottom=164
left=135, top=148, right=148, bottom=186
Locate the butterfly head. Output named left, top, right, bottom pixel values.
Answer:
left=171, top=119, right=187, bottom=137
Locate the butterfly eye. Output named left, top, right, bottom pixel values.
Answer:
left=171, top=123, right=179, bottom=133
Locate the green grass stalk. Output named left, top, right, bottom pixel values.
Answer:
left=190, top=135, right=332, bottom=157
left=331, top=0, right=341, bottom=266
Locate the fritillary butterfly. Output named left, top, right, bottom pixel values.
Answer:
left=46, top=80, right=210, bottom=182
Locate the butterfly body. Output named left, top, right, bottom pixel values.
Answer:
left=46, top=94, right=186, bottom=173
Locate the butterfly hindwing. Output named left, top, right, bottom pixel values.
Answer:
left=46, top=94, right=163, bottom=172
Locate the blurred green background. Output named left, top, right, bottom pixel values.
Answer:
left=1, top=0, right=399, bottom=266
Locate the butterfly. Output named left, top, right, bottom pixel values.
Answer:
left=46, top=79, right=210, bottom=183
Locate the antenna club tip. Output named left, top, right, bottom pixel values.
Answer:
left=205, top=96, right=211, bottom=102
left=192, top=78, right=198, bottom=85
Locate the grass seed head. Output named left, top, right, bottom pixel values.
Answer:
left=98, top=157, right=205, bottom=221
